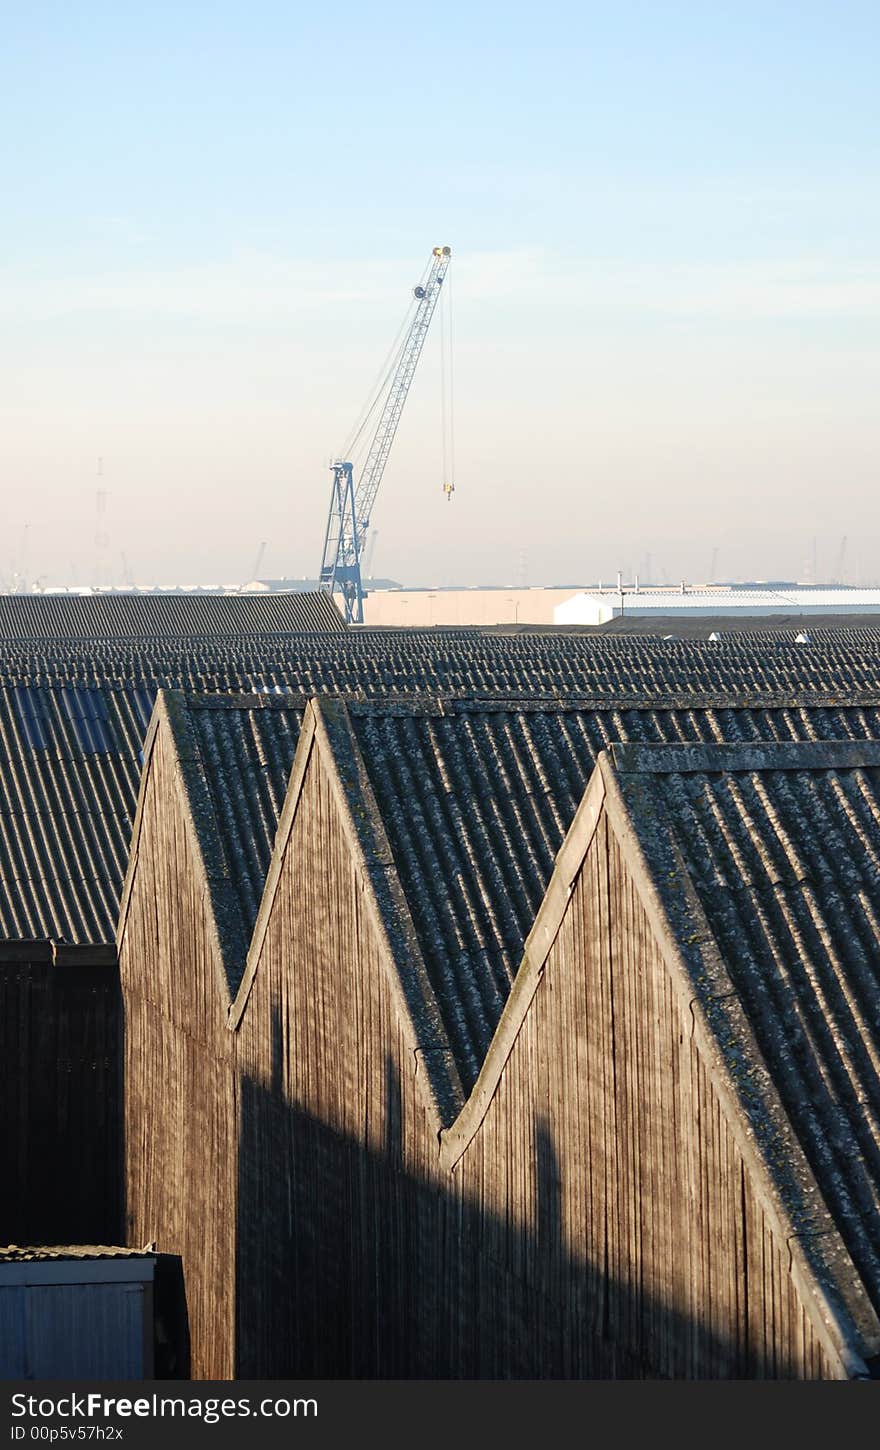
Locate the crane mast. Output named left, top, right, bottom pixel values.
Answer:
left=318, top=245, right=452, bottom=624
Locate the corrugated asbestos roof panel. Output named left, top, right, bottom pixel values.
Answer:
left=345, top=700, right=880, bottom=1093
left=6, top=651, right=880, bottom=950
left=0, top=686, right=151, bottom=943
left=0, top=591, right=345, bottom=639
left=3, top=628, right=880, bottom=694
left=4, top=688, right=880, bottom=951
left=614, top=740, right=880, bottom=1324
left=185, top=696, right=306, bottom=941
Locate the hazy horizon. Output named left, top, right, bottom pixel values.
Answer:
left=3, top=3, right=879, bottom=591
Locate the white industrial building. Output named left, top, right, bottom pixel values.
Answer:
left=554, top=586, right=880, bottom=627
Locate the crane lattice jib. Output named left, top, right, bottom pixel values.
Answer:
left=349, top=247, right=451, bottom=557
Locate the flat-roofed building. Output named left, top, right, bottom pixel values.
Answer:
left=555, top=585, right=880, bottom=626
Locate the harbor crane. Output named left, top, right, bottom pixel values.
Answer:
left=318, top=245, right=452, bottom=624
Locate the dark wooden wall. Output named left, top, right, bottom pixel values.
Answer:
left=0, top=946, right=121, bottom=1246
left=119, top=728, right=236, bottom=1380
left=233, top=743, right=443, bottom=1375
left=455, top=815, right=835, bottom=1378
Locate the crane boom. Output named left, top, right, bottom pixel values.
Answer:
left=318, top=245, right=451, bottom=624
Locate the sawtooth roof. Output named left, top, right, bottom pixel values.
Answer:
left=139, top=694, right=880, bottom=1099
left=3, top=622, right=880, bottom=950
left=339, top=702, right=880, bottom=1092
left=11, top=689, right=880, bottom=951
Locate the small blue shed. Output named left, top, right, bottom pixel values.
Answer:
left=0, top=1247, right=157, bottom=1380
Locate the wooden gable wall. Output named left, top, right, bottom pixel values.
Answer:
left=118, top=714, right=237, bottom=1380
left=450, top=808, right=839, bottom=1378
left=231, top=720, right=448, bottom=1376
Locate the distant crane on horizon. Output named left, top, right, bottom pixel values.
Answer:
left=240, top=541, right=267, bottom=592
left=318, top=246, right=453, bottom=624
left=833, top=535, right=848, bottom=585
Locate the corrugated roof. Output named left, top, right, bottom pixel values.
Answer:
left=185, top=696, right=306, bottom=940
left=0, top=686, right=148, bottom=942
left=4, top=628, right=880, bottom=693
left=0, top=591, right=345, bottom=639
left=3, top=616, right=880, bottom=950
left=0, top=1245, right=154, bottom=1262
left=0, top=687, right=305, bottom=950
left=612, top=739, right=880, bottom=1326
left=340, top=701, right=880, bottom=1093
left=10, top=689, right=880, bottom=953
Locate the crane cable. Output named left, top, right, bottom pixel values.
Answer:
left=339, top=253, right=434, bottom=464
left=447, top=264, right=455, bottom=490
left=440, top=274, right=448, bottom=486
left=440, top=264, right=455, bottom=494
left=341, top=302, right=414, bottom=464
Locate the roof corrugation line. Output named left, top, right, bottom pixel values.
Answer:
left=0, top=686, right=151, bottom=943
left=345, top=702, right=880, bottom=1094
left=0, top=591, right=345, bottom=639
left=186, top=697, right=305, bottom=940
left=613, top=741, right=880, bottom=1326
left=2, top=629, right=880, bottom=693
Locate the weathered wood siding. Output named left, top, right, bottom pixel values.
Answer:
left=454, top=814, right=835, bottom=1378
left=0, top=950, right=121, bottom=1246
left=233, top=742, right=445, bottom=1375
left=119, top=724, right=236, bottom=1380
left=234, top=741, right=834, bottom=1377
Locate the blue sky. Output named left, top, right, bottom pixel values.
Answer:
left=2, top=2, right=879, bottom=586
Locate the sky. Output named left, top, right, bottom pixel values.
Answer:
left=1, top=1, right=879, bottom=588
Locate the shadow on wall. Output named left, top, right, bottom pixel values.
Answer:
left=234, top=1013, right=805, bottom=1379
left=0, top=956, right=124, bottom=1246
left=154, top=1254, right=191, bottom=1379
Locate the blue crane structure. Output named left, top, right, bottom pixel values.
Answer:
left=318, top=245, right=452, bottom=624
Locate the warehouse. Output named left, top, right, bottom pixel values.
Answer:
left=15, top=618, right=880, bottom=1256
left=7, top=602, right=880, bottom=1318
left=118, top=691, right=880, bottom=1377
